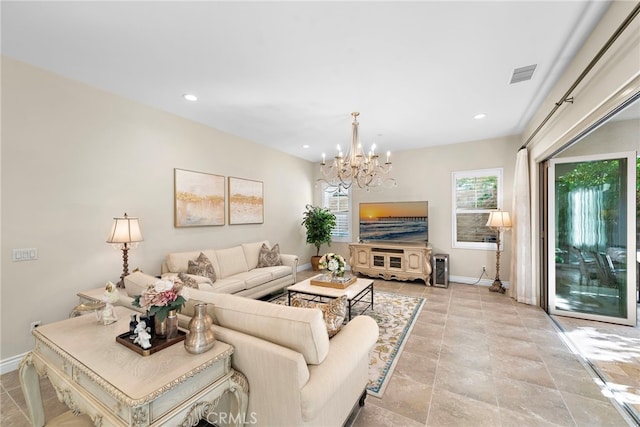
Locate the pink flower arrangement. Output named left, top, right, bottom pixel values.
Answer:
left=133, top=278, right=188, bottom=321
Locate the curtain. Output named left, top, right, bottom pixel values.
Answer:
left=568, top=187, right=606, bottom=250
left=510, top=148, right=535, bottom=304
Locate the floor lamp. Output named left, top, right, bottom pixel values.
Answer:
left=486, top=210, right=511, bottom=293
left=107, top=213, right=144, bottom=288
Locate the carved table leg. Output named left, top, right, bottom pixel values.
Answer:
left=19, top=353, right=45, bottom=427
left=229, top=370, right=249, bottom=427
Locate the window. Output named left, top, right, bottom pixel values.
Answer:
left=452, top=168, right=503, bottom=249
left=322, top=186, right=351, bottom=242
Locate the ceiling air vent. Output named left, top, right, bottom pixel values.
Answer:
left=509, top=64, right=537, bottom=84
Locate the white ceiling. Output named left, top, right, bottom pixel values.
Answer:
left=1, top=1, right=612, bottom=162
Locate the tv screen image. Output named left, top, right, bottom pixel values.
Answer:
left=359, top=201, right=428, bottom=242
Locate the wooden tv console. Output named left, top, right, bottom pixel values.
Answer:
left=349, top=242, right=432, bottom=285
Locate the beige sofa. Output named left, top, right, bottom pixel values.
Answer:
left=160, top=241, right=298, bottom=299
left=119, top=271, right=379, bottom=426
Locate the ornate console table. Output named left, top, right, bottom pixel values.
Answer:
left=349, top=242, right=432, bottom=285
left=20, top=306, right=248, bottom=426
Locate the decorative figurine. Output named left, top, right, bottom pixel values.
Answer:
left=97, top=281, right=119, bottom=325
left=133, top=321, right=152, bottom=349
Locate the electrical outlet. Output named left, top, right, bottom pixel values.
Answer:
left=30, top=321, right=41, bottom=331
left=482, top=265, right=487, bottom=271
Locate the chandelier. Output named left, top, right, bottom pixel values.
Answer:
left=319, top=112, right=396, bottom=191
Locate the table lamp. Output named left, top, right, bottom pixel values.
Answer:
left=107, top=213, right=143, bottom=288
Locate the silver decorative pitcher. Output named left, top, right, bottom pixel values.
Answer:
left=184, top=303, right=215, bottom=354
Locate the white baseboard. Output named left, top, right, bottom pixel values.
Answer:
left=1, top=352, right=27, bottom=374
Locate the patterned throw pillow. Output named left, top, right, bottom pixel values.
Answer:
left=291, top=295, right=348, bottom=338
left=257, top=243, right=283, bottom=267
left=177, top=272, right=199, bottom=288
left=187, top=252, right=217, bottom=283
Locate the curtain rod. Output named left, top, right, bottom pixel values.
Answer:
left=520, top=2, right=640, bottom=151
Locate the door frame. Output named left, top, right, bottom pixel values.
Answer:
left=547, top=151, right=637, bottom=326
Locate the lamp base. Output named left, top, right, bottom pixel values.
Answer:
left=489, top=278, right=505, bottom=293
left=116, top=276, right=126, bottom=289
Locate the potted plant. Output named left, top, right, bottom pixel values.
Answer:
left=301, top=204, right=337, bottom=270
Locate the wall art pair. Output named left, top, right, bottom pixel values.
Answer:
left=174, top=168, right=264, bottom=227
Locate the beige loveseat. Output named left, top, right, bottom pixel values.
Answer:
left=119, top=271, right=380, bottom=426
left=160, top=241, right=298, bottom=299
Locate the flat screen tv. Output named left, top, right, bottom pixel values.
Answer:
left=359, top=201, right=428, bottom=243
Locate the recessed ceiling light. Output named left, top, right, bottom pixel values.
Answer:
left=302, top=144, right=310, bottom=149
left=183, top=93, right=198, bottom=102
left=473, top=113, right=487, bottom=120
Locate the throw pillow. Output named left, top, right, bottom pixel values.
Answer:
left=257, top=243, right=283, bottom=267
left=187, top=252, right=217, bottom=283
left=177, top=272, right=199, bottom=289
left=291, top=295, right=348, bottom=338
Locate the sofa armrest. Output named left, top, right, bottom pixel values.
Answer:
left=280, top=253, right=299, bottom=282
left=300, top=315, right=379, bottom=421
left=214, top=324, right=310, bottom=426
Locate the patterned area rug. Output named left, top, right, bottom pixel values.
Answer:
left=269, top=290, right=425, bottom=398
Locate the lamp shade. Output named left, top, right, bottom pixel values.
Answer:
left=107, top=213, right=143, bottom=244
left=486, top=211, right=512, bottom=229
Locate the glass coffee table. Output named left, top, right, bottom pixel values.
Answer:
left=286, top=274, right=374, bottom=321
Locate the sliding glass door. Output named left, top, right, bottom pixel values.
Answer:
left=548, top=152, right=637, bottom=325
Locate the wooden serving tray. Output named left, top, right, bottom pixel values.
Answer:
left=116, top=330, right=186, bottom=356
left=310, top=275, right=357, bottom=289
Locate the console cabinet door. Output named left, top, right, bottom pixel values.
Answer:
left=404, top=250, right=424, bottom=274
left=352, top=246, right=370, bottom=268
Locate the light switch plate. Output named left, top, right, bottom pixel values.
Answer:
left=12, top=248, right=38, bottom=261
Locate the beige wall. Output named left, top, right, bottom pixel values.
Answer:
left=1, top=58, right=315, bottom=361
left=560, top=117, right=639, bottom=157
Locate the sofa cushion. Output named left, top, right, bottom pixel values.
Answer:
left=209, top=278, right=246, bottom=294
left=161, top=272, right=213, bottom=287
left=235, top=270, right=274, bottom=289
left=177, top=272, right=199, bottom=288
left=257, top=243, right=283, bottom=267
left=242, top=241, right=269, bottom=270
left=166, top=250, right=201, bottom=273
left=124, top=271, right=158, bottom=297
left=258, top=265, right=291, bottom=281
left=215, top=246, right=249, bottom=278
left=187, top=252, right=217, bottom=283
left=211, top=293, right=330, bottom=365
left=291, top=295, right=348, bottom=338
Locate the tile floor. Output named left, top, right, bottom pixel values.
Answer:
left=551, top=311, right=640, bottom=424
left=1, top=274, right=637, bottom=426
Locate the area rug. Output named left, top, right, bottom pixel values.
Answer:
left=270, top=291, right=425, bottom=398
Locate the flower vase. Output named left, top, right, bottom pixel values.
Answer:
left=154, top=315, right=166, bottom=338
left=185, top=303, right=215, bottom=354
